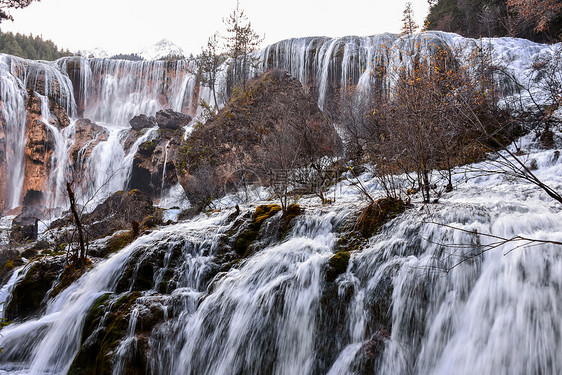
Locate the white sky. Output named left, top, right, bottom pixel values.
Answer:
left=0, top=0, right=430, bottom=56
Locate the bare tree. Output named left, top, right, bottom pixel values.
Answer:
left=0, top=0, right=37, bottom=22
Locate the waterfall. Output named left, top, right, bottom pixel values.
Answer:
left=0, top=59, right=27, bottom=209
left=0, top=33, right=557, bottom=212
left=0, top=136, right=561, bottom=374
left=160, top=140, right=171, bottom=206
left=0, top=32, right=561, bottom=374
left=81, top=58, right=198, bottom=125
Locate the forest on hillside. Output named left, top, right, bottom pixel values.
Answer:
left=0, top=30, right=71, bottom=60
left=425, top=0, right=562, bottom=42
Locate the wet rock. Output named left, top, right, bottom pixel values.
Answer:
left=69, top=118, right=108, bottom=170
left=130, top=114, right=156, bottom=130
left=128, top=128, right=183, bottom=199
left=4, top=256, right=66, bottom=320
left=155, top=108, right=191, bottom=130
left=22, top=118, right=55, bottom=208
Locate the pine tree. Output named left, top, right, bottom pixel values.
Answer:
left=401, top=2, right=419, bottom=36
left=198, top=32, right=226, bottom=109
left=223, top=0, right=263, bottom=92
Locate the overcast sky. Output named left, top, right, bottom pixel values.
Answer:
left=1, top=0, right=430, bottom=55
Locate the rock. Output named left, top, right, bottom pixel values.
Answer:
left=176, top=69, right=342, bottom=201
left=4, top=256, right=66, bottom=320
left=9, top=207, right=42, bottom=243
left=22, top=118, right=55, bottom=209
left=83, top=189, right=156, bottom=239
left=129, top=114, right=156, bottom=130
left=48, top=98, right=71, bottom=128
left=69, top=118, right=108, bottom=172
left=155, top=108, right=191, bottom=130
left=128, top=127, right=183, bottom=199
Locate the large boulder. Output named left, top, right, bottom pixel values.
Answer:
left=129, top=114, right=156, bottom=130
left=9, top=207, right=42, bottom=243
left=176, top=69, right=342, bottom=200
left=155, top=109, right=192, bottom=130
left=82, top=189, right=156, bottom=239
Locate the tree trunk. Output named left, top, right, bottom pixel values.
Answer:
left=66, top=182, right=86, bottom=268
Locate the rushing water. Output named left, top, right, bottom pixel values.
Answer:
left=0, top=32, right=558, bottom=211
left=0, top=133, right=561, bottom=374
left=0, top=32, right=561, bottom=374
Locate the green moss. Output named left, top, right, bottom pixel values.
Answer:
left=233, top=204, right=281, bottom=257
left=69, top=291, right=141, bottom=375
left=106, top=231, right=135, bottom=255
left=50, top=262, right=93, bottom=299
left=279, top=204, right=302, bottom=239
left=3, top=260, right=14, bottom=270
left=355, top=197, right=407, bottom=238
left=326, top=251, right=350, bottom=282
left=138, top=140, right=156, bottom=156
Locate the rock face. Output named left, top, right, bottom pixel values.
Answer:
left=155, top=109, right=192, bottom=130
left=68, top=118, right=108, bottom=173
left=21, top=96, right=55, bottom=210
left=82, top=189, right=157, bottom=239
left=4, top=256, right=66, bottom=320
left=9, top=207, right=41, bottom=243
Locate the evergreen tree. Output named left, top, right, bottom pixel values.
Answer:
left=401, top=2, right=419, bottom=36
left=0, top=30, right=71, bottom=60
left=223, top=0, right=263, bottom=92
left=198, top=32, right=225, bottom=109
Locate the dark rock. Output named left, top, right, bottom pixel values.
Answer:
left=129, top=114, right=156, bottom=130
left=83, top=189, right=156, bottom=240
left=128, top=128, right=183, bottom=199
left=155, top=108, right=192, bottom=130
left=10, top=207, right=42, bottom=243
left=4, top=256, right=66, bottom=320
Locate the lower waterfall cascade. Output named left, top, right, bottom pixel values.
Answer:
left=0, top=131, right=561, bottom=374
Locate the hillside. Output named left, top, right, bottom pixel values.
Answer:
left=0, top=31, right=72, bottom=60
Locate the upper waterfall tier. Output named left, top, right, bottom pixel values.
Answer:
left=0, top=32, right=558, bottom=213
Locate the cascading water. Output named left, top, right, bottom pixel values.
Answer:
left=1, top=136, right=561, bottom=374
left=0, top=32, right=558, bottom=212
left=0, top=32, right=561, bottom=375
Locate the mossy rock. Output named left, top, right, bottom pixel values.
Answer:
left=106, top=231, right=135, bottom=255
left=355, top=197, right=407, bottom=238
left=49, top=261, right=93, bottom=299
left=279, top=204, right=302, bottom=238
left=4, top=257, right=65, bottom=320
left=69, top=291, right=141, bottom=375
left=326, top=251, right=350, bottom=282
left=232, top=204, right=281, bottom=257
left=138, top=141, right=156, bottom=156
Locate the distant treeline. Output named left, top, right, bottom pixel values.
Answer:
left=0, top=30, right=72, bottom=60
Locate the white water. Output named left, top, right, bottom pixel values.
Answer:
left=1, top=33, right=558, bottom=212
left=0, top=134, right=561, bottom=373
left=0, top=32, right=561, bottom=374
